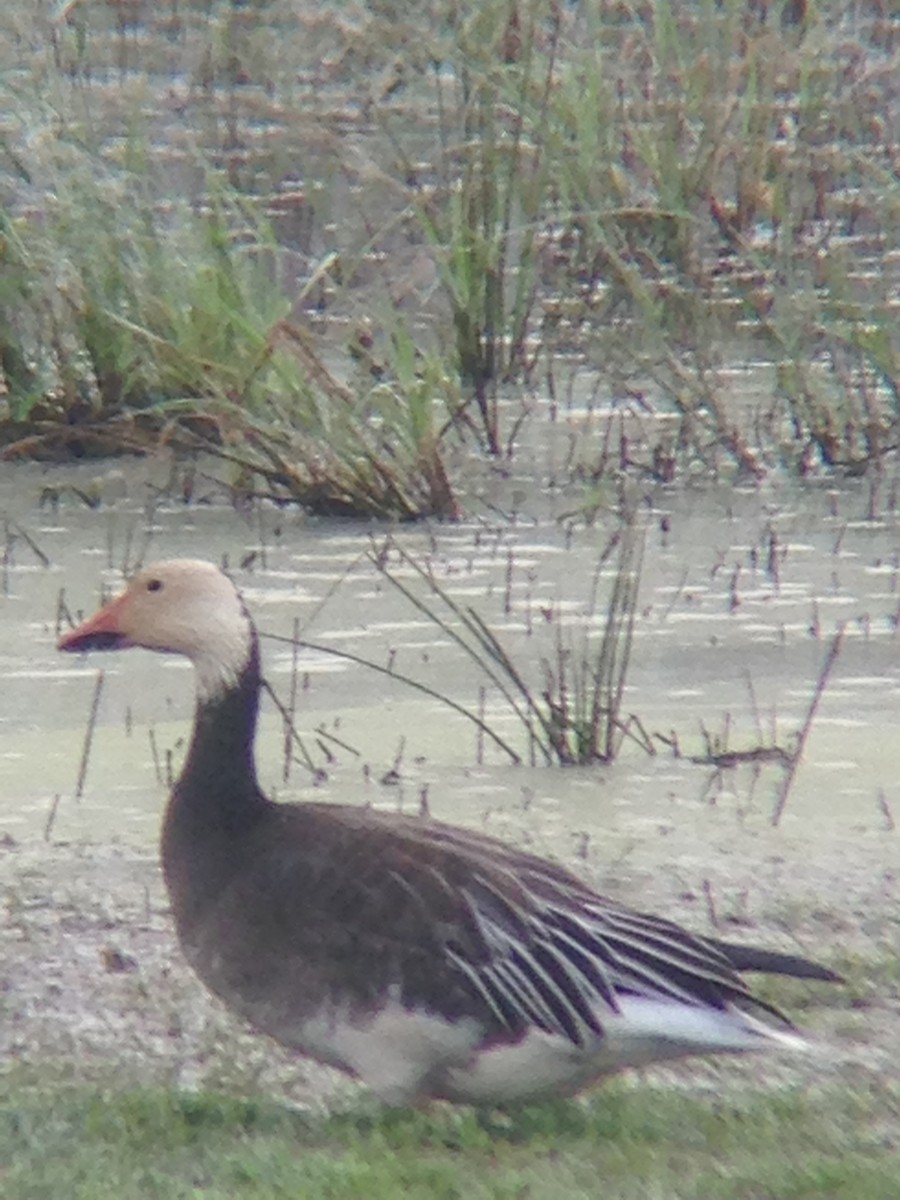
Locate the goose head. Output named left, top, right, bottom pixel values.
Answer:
left=58, top=559, right=255, bottom=703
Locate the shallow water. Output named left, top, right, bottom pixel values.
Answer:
left=1, top=458, right=898, bottom=910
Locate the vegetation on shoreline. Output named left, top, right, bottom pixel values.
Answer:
left=0, top=1, right=896, bottom=516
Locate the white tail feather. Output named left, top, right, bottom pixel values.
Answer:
left=612, top=996, right=808, bottom=1055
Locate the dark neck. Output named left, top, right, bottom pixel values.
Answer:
left=162, top=636, right=273, bottom=923
left=186, top=648, right=262, bottom=797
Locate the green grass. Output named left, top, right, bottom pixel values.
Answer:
left=2, top=1069, right=898, bottom=1200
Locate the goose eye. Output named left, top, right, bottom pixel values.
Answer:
left=146, top=579, right=163, bottom=593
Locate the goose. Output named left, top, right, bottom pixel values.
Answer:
left=59, top=558, right=838, bottom=1107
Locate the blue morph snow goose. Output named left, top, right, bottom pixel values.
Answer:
left=59, top=559, right=837, bottom=1106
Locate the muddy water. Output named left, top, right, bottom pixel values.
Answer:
left=0, top=458, right=897, bottom=931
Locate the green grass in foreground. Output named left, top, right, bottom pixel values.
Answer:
left=1, top=1069, right=898, bottom=1200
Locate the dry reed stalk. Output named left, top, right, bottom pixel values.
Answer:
left=771, top=626, right=845, bottom=827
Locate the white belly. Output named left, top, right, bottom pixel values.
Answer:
left=287, top=993, right=805, bottom=1107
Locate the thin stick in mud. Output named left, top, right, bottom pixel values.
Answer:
left=771, top=626, right=844, bottom=827
left=74, top=669, right=106, bottom=802
left=43, top=793, right=61, bottom=841
left=283, top=616, right=301, bottom=783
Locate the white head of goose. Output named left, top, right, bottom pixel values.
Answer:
left=59, top=559, right=838, bottom=1107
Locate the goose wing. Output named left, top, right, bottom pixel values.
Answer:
left=267, top=806, right=790, bottom=1049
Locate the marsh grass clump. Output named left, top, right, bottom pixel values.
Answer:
left=536, top=523, right=644, bottom=764
left=177, top=317, right=461, bottom=520
left=364, top=521, right=644, bottom=766
left=0, top=165, right=459, bottom=517
left=532, top=0, right=898, bottom=480
left=358, top=0, right=898, bottom=480
left=393, top=2, right=563, bottom=456
left=0, top=173, right=288, bottom=439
